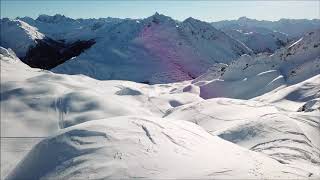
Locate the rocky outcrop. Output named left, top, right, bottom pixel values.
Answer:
left=23, top=38, right=95, bottom=69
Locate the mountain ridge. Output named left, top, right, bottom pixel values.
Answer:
left=1, top=13, right=319, bottom=84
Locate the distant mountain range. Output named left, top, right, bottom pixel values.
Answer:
left=1, top=14, right=319, bottom=83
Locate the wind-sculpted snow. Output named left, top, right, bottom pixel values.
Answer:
left=165, top=97, right=320, bottom=177
left=217, top=113, right=320, bottom=176
left=1, top=48, right=203, bottom=138
left=6, top=116, right=312, bottom=179
left=298, top=99, right=320, bottom=112
left=194, top=30, right=320, bottom=99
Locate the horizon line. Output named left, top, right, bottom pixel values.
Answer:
left=2, top=13, right=320, bottom=23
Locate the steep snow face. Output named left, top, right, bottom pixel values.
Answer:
left=1, top=17, right=97, bottom=70
left=212, top=16, right=320, bottom=38
left=253, top=75, right=320, bottom=111
left=194, top=30, right=320, bottom=99
left=298, top=98, right=320, bottom=112
left=0, top=19, right=45, bottom=57
left=224, top=28, right=289, bottom=53
left=52, top=14, right=252, bottom=83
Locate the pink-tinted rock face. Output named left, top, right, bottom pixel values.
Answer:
left=48, top=14, right=252, bottom=83
left=138, top=21, right=209, bottom=82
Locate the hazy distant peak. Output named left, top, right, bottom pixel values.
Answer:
left=36, top=14, right=74, bottom=23
left=184, top=17, right=198, bottom=22
left=145, top=12, right=174, bottom=24
left=238, top=16, right=251, bottom=21
left=183, top=17, right=219, bottom=30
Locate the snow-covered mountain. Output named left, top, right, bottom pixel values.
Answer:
left=1, top=13, right=252, bottom=83
left=222, top=28, right=289, bottom=53
left=212, top=16, right=320, bottom=38
left=211, top=17, right=320, bottom=53
left=194, top=29, right=320, bottom=99
left=1, top=13, right=320, bottom=179
left=0, top=18, right=45, bottom=57
left=1, top=40, right=319, bottom=179
left=49, top=13, right=252, bottom=83
left=19, top=14, right=122, bottom=42
left=0, top=17, right=96, bottom=69
left=2, top=14, right=318, bottom=83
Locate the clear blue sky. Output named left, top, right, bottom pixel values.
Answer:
left=1, top=0, right=319, bottom=22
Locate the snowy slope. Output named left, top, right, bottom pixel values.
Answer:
left=7, top=116, right=311, bottom=179
left=1, top=45, right=320, bottom=179
left=224, top=28, right=289, bottom=53
left=1, top=14, right=252, bottom=82
left=165, top=96, right=320, bottom=177
left=50, top=13, right=252, bottom=83
left=212, top=17, right=320, bottom=53
left=0, top=47, right=200, bottom=178
left=0, top=18, right=45, bottom=57
left=212, top=16, right=320, bottom=39
left=19, top=14, right=122, bottom=42
left=1, top=19, right=320, bottom=180
left=0, top=18, right=96, bottom=69
left=194, top=29, right=320, bottom=99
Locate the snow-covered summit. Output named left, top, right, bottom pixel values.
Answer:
left=18, top=14, right=122, bottom=42
left=36, top=14, right=75, bottom=24
left=49, top=13, right=252, bottom=83
left=145, top=12, right=175, bottom=24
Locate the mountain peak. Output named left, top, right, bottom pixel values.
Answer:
left=36, top=14, right=74, bottom=23
left=238, top=16, right=250, bottom=20
left=183, top=17, right=216, bottom=29
left=184, top=17, right=197, bottom=22
left=146, top=12, right=174, bottom=24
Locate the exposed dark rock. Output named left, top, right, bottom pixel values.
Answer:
left=22, top=38, right=95, bottom=69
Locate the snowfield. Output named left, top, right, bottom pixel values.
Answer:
left=1, top=14, right=320, bottom=179
left=6, top=116, right=314, bottom=179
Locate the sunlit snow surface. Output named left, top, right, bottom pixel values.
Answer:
left=0, top=23, right=320, bottom=179
left=1, top=30, right=320, bottom=179
left=1, top=14, right=252, bottom=83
